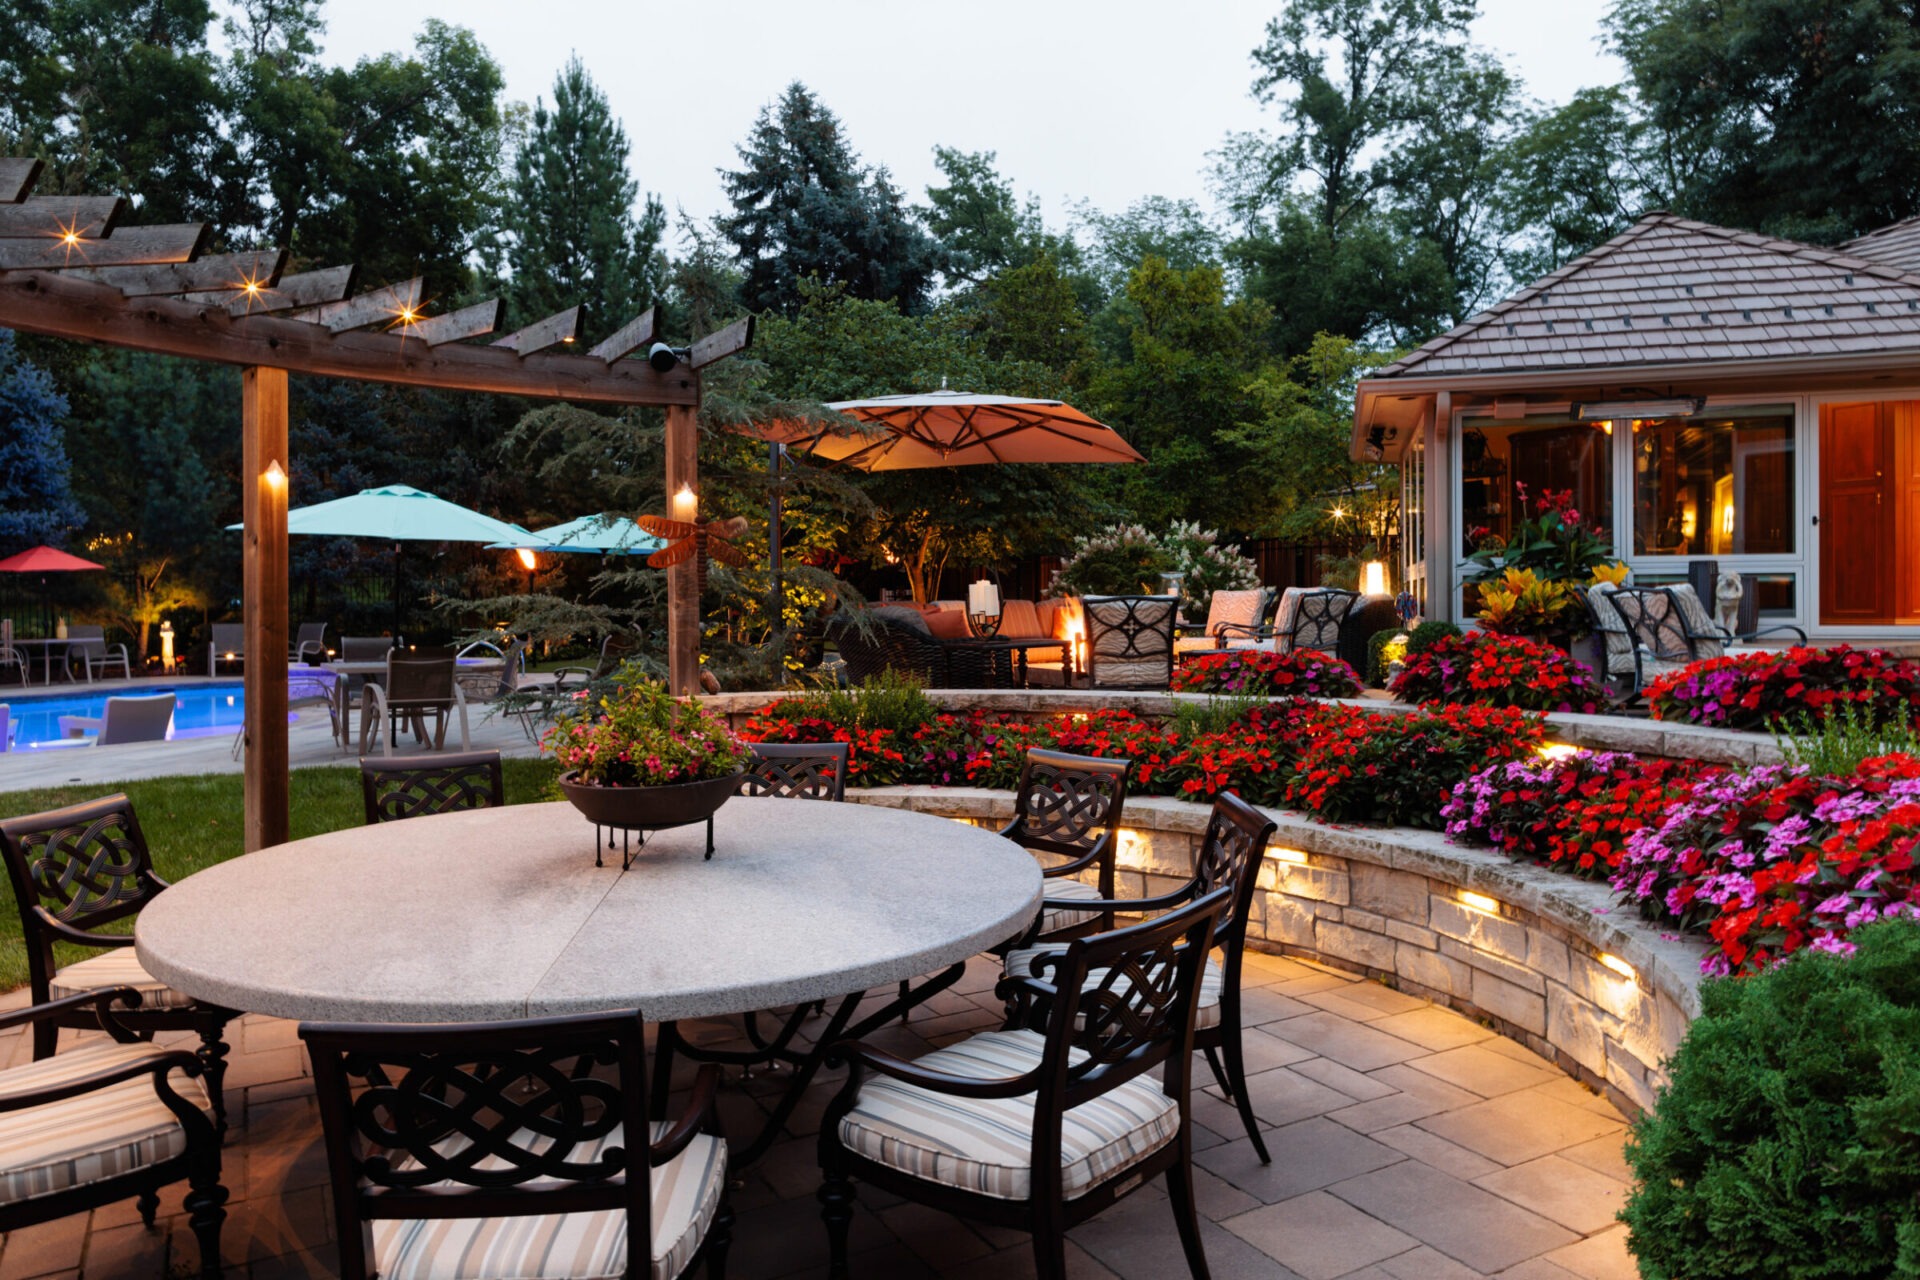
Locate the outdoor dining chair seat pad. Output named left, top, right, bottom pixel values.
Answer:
left=370, top=1121, right=726, bottom=1280
left=1005, top=946, right=1226, bottom=1032
left=837, top=1027, right=1177, bottom=1202
left=49, top=949, right=197, bottom=1010
left=0, top=1038, right=213, bottom=1206
left=1037, top=877, right=1104, bottom=934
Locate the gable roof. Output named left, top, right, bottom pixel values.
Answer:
left=1374, top=213, right=1920, bottom=380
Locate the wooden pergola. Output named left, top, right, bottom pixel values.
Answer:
left=0, top=157, right=750, bottom=850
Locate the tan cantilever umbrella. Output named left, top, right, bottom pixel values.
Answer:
left=753, top=389, right=1144, bottom=470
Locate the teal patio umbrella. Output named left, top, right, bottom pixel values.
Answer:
left=230, top=484, right=545, bottom=637
left=490, top=514, right=663, bottom=556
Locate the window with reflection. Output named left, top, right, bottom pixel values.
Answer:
left=1459, top=419, right=1613, bottom=556
left=1631, top=411, right=1794, bottom=556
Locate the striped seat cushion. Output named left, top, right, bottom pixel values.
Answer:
left=49, top=949, right=196, bottom=1011
left=838, top=1028, right=1177, bottom=1202
left=1037, top=878, right=1105, bottom=935
left=372, top=1121, right=726, bottom=1280
left=1006, top=946, right=1226, bottom=1031
left=0, top=1039, right=213, bottom=1206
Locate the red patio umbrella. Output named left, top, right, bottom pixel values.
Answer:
left=0, top=544, right=106, bottom=637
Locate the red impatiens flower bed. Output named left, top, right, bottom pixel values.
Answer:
left=1442, top=751, right=1705, bottom=876
left=1389, top=631, right=1609, bottom=714
left=1646, top=644, right=1920, bottom=731
left=1285, top=705, right=1545, bottom=829
left=1171, top=648, right=1362, bottom=699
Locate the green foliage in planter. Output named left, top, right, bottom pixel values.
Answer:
left=1623, top=920, right=1920, bottom=1280
left=779, top=670, right=938, bottom=737
left=1366, top=627, right=1406, bottom=687
left=1406, top=619, right=1461, bottom=653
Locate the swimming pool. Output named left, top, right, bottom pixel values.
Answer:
left=4, top=683, right=249, bottom=749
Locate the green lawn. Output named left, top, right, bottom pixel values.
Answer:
left=0, top=758, right=561, bottom=992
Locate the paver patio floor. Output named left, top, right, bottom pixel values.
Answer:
left=0, top=950, right=1639, bottom=1279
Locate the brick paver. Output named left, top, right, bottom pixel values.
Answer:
left=0, top=951, right=1640, bottom=1278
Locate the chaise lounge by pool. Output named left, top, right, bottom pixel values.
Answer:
left=4, top=683, right=251, bottom=749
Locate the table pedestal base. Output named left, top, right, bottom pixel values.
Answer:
left=651, top=961, right=968, bottom=1168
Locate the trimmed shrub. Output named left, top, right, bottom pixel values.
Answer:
left=1389, top=631, right=1609, bottom=713
left=1623, top=920, right=1920, bottom=1280
left=1406, top=619, right=1461, bottom=653
left=1366, top=628, right=1407, bottom=687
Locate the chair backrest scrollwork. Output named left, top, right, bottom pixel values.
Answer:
left=1191, top=791, right=1277, bottom=946
left=302, top=1011, right=653, bottom=1280
left=1083, top=595, right=1178, bottom=689
left=359, top=751, right=505, bottom=824
left=1009, top=748, right=1130, bottom=861
left=743, top=743, right=850, bottom=801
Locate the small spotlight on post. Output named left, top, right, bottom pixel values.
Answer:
left=648, top=342, right=690, bottom=373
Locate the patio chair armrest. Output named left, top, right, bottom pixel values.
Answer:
left=0, top=1044, right=204, bottom=1114
left=1040, top=882, right=1193, bottom=916
left=30, top=906, right=136, bottom=951
left=650, top=1064, right=721, bottom=1166
left=0, top=986, right=143, bottom=1034
left=1739, top=623, right=1809, bottom=645
left=823, top=1040, right=1041, bottom=1099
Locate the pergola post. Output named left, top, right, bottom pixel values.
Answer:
left=665, top=402, right=700, bottom=695
left=241, top=366, right=290, bottom=851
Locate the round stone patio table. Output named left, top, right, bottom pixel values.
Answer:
left=134, top=798, right=1042, bottom=1024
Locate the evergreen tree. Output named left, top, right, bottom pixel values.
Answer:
left=718, top=82, right=940, bottom=316
left=502, top=57, right=665, bottom=338
left=0, top=331, right=84, bottom=554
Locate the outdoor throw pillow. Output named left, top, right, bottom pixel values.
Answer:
left=1000, top=599, right=1045, bottom=639
left=924, top=607, right=973, bottom=641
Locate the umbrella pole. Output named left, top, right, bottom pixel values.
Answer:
left=391, top=542, right=402, bottom=643
left=769, top=442, right=784, bottom=663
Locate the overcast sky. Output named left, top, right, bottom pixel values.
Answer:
left=316, top=0, right=1625, bottom=236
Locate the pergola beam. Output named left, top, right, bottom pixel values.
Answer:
left=0, top=195, right=125, bottom=238
left=0, top=269, right=700, bottom=405
left=690, top=315, right=755, bottom=371
left=589, top=306, right=656, bottom=363
left=492, top=305, right=582, bottom=355
left=64, top=249, right=287, bottom=297
left=409, top=298, right=501, bottom=347
left=0, top=223, right=207, bottom=270
left=0, top=159, right=41, bottom=204
left=191, top=265, right=356, bottom=315
left=291, top=277, right=423, bottom=332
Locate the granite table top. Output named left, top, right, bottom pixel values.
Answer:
left=135, top=797, right=1042, bottom=1024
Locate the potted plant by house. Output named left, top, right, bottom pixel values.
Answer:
left=543, top=676, right=750, bottom=851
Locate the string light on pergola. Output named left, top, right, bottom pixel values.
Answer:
left=0, top=154, right=754, bottom=849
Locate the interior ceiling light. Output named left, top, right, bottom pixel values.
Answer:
left=1572, top=397, right=1704, bottom=420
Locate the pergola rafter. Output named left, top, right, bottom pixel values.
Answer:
left=0, top=158, right=749, bottom=849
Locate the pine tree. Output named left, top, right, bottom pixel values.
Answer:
left=718, top=82, right=939, bottom=316
left=502, top=57, right=665, bottom=339
left=0, top=330, right=84, bottom=555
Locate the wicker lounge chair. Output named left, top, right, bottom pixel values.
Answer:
left=57, top=693, right=176, bottom=744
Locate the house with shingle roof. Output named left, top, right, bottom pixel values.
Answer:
left=1352, top=212, right=1920, bottom=639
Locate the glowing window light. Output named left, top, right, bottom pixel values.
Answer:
left=1459, top=890, right=1501, bottom=915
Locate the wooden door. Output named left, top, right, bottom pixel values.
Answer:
left=1897, top=403, right=1920, bottom=621
left=1819, top=402, right=1893, bottom=624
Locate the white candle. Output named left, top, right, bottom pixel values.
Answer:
left=671, top=484, right=698, bottom=524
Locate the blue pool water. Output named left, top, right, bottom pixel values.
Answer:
left=4, top=683, right=248, bottom=748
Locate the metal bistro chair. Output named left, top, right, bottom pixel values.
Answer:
left=1002, top=749, right=1132, bottom=944
left=1611, top=583, right=1809, bottom=693
left=1005, top=790, right=1281, bottom=1165
left=0, top=796, right=238, bottom=1133
left=741, top=742, right=851, bottom=801
left=290, top=620, right=329, bottom=664
left=1172, top=587, right=1274, bottom=656
left=0, top=988, right=226, bottom=1278
left=359, top=750, right=505, bottom=824
left=302, top=1010, right=732, bottom=1280
left=359, top=652, right=470, bottom=757
left=1081, top=595, right=1179, bottom=690
left=818, top=887, right=1229, bottom=1280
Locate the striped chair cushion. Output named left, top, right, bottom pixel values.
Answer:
left=1038, top=878, right=1104, bottom=935
left=371, top=1121, right=726, bottom=1280
left=838, top=1028, right=1177, bottom=1202
left=49, top=949, right=197, bottom=1011
left=1006, top=946, right=1226, bottom=1032
left=0, top=1039, right=213, bottom=1206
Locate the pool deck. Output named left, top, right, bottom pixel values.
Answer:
left=0, top=675, right=543, bottom=790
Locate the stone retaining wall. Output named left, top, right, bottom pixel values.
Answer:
left=848, top=786, right=1709, bottom=1118
left=706, top=688, right=1782, bottom=767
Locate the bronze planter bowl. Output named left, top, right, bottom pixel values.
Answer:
left=557, top=769, right=745, bottom=866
